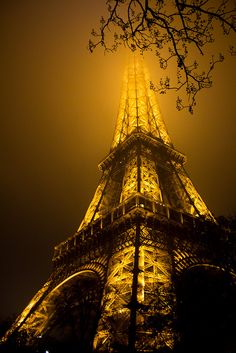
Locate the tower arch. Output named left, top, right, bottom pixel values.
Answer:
left=21, top=269, right=104, bottom=352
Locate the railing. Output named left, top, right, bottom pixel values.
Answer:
left=53, top=195, right=206, bottom=260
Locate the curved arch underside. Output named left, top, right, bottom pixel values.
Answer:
left=22, top=270, right=103, bottom=353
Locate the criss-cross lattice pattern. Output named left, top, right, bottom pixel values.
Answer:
left=112, top=55, right=172, bottom=148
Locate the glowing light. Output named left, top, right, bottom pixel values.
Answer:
left=77, top=54, right=214, bottom=232
left=112, top=55, right=172, bottom=148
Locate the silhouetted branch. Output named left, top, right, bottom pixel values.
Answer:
left=89, top=0, right=236, bottom=112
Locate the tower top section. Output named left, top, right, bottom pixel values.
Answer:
left=112, top=55, right=172, bottom=149
left=75, top=54, right=214, bottom=231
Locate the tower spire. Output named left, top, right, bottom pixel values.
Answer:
left=112, top=55, right=172, bottom=149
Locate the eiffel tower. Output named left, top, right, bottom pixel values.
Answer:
left=1, top=56, right=235, bottom=353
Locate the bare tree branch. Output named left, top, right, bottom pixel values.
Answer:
left=89, top=0, right=236, bottom=112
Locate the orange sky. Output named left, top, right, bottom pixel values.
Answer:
left=1, top=1, right=236, bottom=321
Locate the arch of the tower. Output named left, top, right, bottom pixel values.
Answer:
left=175, top=264, right=236, bottom=353
left=20, top=270, right=103, bottom=353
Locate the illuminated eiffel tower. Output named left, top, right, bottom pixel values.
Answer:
left=2, top=56, right=235, bottom=353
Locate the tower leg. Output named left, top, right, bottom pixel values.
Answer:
left=93, top=224, right=176, bottom=352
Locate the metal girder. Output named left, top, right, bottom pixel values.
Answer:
left=112, top=55, right=172, bottom=149
left=93, top=223, right=175, bottom=352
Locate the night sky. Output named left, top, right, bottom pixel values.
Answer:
left=1, top=1, right=236, bottom=324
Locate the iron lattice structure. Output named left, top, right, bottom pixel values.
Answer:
left=1, top=56, right=235, bottom=353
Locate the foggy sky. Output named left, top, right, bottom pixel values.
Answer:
left=1, top=1, right=236, bottom=322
